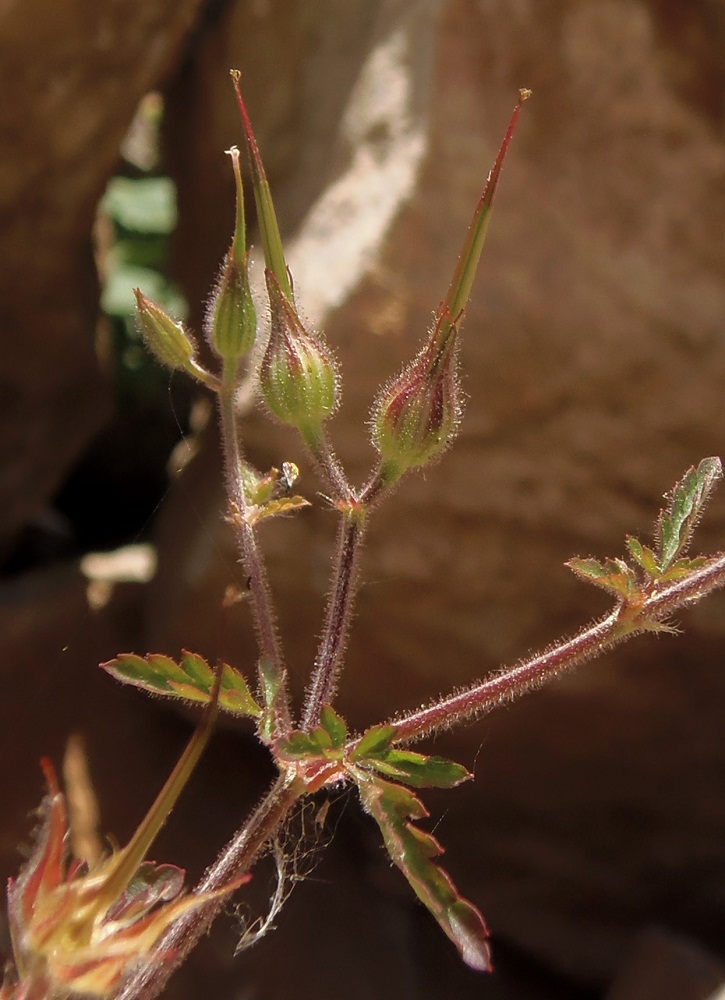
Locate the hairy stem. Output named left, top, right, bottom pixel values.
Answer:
left=115, top=772, right=301, bottom=1000
left=218, top=376, right=291, bottom=733
left=389, top=551, right=725, bottom=744
left=302, top=507, right=367, bottom=728
left=303, top=426, right=351, bottom=500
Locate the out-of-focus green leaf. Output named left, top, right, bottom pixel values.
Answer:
left=656, top=457, right=722, bottom=572
left=355, top=772, right=491, bottom=972
left=363, top=750, right=471, bottom=789
left=103, top=177, right=178, bottom=234
left=102, top=265, right=186, bottom=322
left=102, top=651, right=261, bottom=718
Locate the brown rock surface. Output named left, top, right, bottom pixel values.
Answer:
left=0, top=0, right=208, bottom=557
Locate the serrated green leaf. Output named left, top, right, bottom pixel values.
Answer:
left=657, top=457, right=722, bottom=572
left=625, top=536, right=660, bottom=578
left=101, top=651, right=261, bottom=718
left=350, top=724, right=398, bottom=761
left=355, top=772, right=490, bottom=971
left=320, top=706, right=348, bottom=749
left=566, top=557, right=638, bottom=599
left=179, top=651, right=209, bottom=686
left=364, top=750, right=471, bottom=789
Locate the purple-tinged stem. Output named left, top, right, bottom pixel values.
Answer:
left=218, top=375, right=291, bottom=734
left=303, top=426, right=351, bottom=501
left=302, top=507, right=367, bottom=729
left=115, top=773, right=300, bottom=1000
left=389, top=551, right=725, bottom=744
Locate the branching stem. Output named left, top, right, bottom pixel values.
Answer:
left=389, top=551, right=725, bottom=744
left=303, top=426, right=351, bottom=500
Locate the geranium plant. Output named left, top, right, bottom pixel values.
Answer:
left=4, top=73, right=725, bottom=1000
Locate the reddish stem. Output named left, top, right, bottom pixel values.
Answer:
left=390, top=551, right=725, bottom=743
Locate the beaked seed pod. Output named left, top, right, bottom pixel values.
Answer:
left=206, top=146, right=257, bottom=363
left=259, top=271, right=339, bottom=434
left=371, top=315, right=461, bottom=480
left=207, top=251, right=256, bottom=362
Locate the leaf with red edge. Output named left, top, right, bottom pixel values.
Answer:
left=101, top=651, right=261, bottom=718
left=8, top=758, right=67, bottom=933
left=360, top=749, right=471, bottom=789
left=656, top=457, right=722, bottom=572
left=354, top=770, right=491, bottom=971
left=625, top=536, right=660, bottom=578
left=566, top=556, right=639, bottom=599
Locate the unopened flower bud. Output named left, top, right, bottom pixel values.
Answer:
left=207, top=251, right=256, bottom=362
left=371, top=316, right=461, bottom=481
left=134, top=290, right=217, bottom=389
left=259, top=271, right=339, bottom=435
left=134, top=289, right=195, bottom=370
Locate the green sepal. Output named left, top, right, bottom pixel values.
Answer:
left=625, top=536, right=660, bottom=578
left=656, top=457, right=722, bottom=573
left=354, top=771, right=491, bottom=971
left=350, top=724, right=398, bottom=761
left=566, top=556, right=639, bottom=599
left=101, top=651, right=261, bottom=718
left=363, top=750, right=471, bottom=789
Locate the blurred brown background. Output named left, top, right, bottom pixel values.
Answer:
left=2, top=1, right=725, bottom=998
